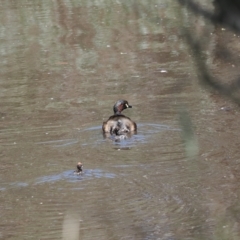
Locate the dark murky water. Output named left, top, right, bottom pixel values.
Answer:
left=1, top=0, right=240, bottom=239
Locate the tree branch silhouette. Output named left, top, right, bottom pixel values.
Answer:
left=178, top=0, right=240, bottom=105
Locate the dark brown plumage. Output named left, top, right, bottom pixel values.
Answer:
left=74, top=162, right=83, bottom=175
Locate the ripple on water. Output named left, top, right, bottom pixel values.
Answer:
left=34, top=169, right=116, bottom=184
left=84, top=122, right=180, bottom=147
left=0, top=169, right=117, bottom=191
left=33, top=122, right=180, bottom=148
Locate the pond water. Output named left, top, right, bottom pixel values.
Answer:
left=1, top=0, right=240, bottom=239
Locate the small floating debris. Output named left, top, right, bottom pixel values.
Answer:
left=74, top=162, right=83, bottom=175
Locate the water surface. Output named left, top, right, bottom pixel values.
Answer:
left=1, top=1, right=240, bottom=239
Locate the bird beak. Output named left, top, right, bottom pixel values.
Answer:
left=126, top=104, right=132, bottom=108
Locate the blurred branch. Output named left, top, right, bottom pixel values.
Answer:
left=184, top=32, right=240, bottom=105
left=178, top=0, right=240, bottom=33
left=178, top=0, right=240, bottom=105
left=179, top=107, right=199, bottom=159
